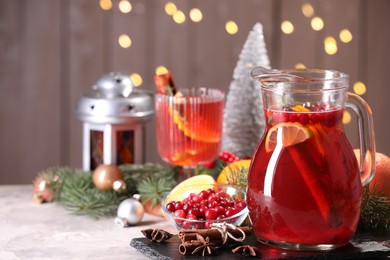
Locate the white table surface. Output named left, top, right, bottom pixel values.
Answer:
left=0, top=185, right=177, bottom=260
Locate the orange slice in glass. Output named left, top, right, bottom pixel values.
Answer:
left=265, top=122, right=312, bottom=152
left=171, top=108, right=221, bottom=143
left=291, top=104, right=310, bottom=112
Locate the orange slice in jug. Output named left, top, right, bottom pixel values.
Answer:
left=265, top=122, right=312, bottom=152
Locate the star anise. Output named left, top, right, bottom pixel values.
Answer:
left=141, top=229, right=173, bottom=242
left=192, top=234, right=217, bottom=256
left=232, top=245, right=259, bottom=257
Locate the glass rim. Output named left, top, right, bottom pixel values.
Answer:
left=155, top=87, right=225, bottom=100
left=252, top=67, right=350, bottom=91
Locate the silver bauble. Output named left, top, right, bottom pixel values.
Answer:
left=116, top=198, right=144, bottom=226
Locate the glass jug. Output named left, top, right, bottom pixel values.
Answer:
left=247, top=67, right=376, bottom=251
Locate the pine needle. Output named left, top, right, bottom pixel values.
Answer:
left=358, top=186, right=390, bottom=235
left=137, top=177, right=175, bottom=207
left=225, top=164, right=249, bottom=188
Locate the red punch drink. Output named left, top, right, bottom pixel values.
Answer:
left=247, top=104, right=362, bottom=248
left=248, top=67, right=375, bottom=250
left=155, top=94, right=224, bottom=166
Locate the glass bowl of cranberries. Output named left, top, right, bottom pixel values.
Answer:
left=161, top=184, right=248, bottom=230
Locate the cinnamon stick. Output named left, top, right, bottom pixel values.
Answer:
left=179, top=241, right=203, bottom=255
left=153, top=71, right=177, bottom=95
left=287, top=146, right=341, bottom=227
left=141, top=229, right=173, bottom=242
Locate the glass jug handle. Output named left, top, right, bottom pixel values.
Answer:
left=346, top=93, right=376, bottom=186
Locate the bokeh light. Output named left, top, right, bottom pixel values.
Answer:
left=130, top=73, right=143, bottom=87
left=190, top=8, right=203, bottom=22
left=155, top=66, right=168, bottom=75
left=173, top=10, right=186, bottom=24
left=339, top=29, right=353, bottom=43
left=295, top=63, right=306, bottom=69
left=225, top=21, right=238, bottom=34
left=119, top=0, right=132, bottom=13
left=165, top=2, right=177, bottom=16
left=311, top=16, right=324, bottom=31
left=342, top=111, right=352, bottom=124
left=302, top=3, right=314, bottom=18
left=353, top=81, right=367, bottom=95
left=324, top=36, right=337, bottom=55
left=118, top=34, right=132, bottom=48
left=281, top=20, right=294, bottom=34
left=100, top=0, right=112, bottom=10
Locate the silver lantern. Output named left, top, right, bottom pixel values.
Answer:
left=76, top=72, right=154, bottom=171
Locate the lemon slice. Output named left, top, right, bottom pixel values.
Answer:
left=265, top=122, right=312, bottom=152
left=167, top=175, right=216, bottom=203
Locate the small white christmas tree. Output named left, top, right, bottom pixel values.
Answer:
left=222, top=23, right=271, bottom=158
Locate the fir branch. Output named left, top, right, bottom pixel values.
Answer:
left=225, top=164, right=249, bottom=188
left=137, top=177, right=175, bottom=207
left=194, top=159, right=225, bottom=180
left=57, top=170, right=124, bottom=219
left=357, top=186, right=390, bottom=235
left=41, top=163, right=176, bottom=219
left=119, top=163, right=176, bottom=191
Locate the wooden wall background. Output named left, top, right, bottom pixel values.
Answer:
left=0, top=0, right=389, bottom=184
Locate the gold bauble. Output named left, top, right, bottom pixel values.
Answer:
left=113, top=179, right=127, bottom=193
left=92, top=164, right=123, bottom=191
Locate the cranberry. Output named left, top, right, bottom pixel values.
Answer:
left=216, top=190, right=227, bottom=198
left=205, top=208, right=218, bottom=220
left=199, top=190, right=210, bottom=200
left=217, top=214, right=226, bottom=220
left=219, top=151, right=240, bottom=163
left=199, top=205, right=207, bottom=217
left=214, top=205, right=225, bottom=216
left=203, top=160, right=216, bottom=169
left=182, top=203, right=191, bottom=213
left=235, top=201, right=247, bottom=211
left=225, top=207, right=238, bottom=217
left=218, top=198, right=228, bottom=207
left=166, top=202, right=176, bottom=212
left=310, top=113, right=322, bottom=124
left=188, top=207, right=200, bottom=217
left=191, top=194, right=202, bottom=203
left=174, top=209, right=186, bottom=219
left=188, top=193, right=196, bottom=199
left=199, top=199, right=208, bottom=207
left=169, top=187, right=246, bottom=227
left=185, top=200, right=194, bottom=207
left=208, top=201, right=219, bottom=208
left=273, top=112, right=289, bottom=123
left=205, top=221, right=213, bottom=229
left=289, top=113, right=298, bottom=123
left=174, top=201, right=183, bottom=210
left=186, top=214, right=198, bottom=220
left=207, top=189, right=215, bottom=194
left=182, top=219, right=199, bottom=229
left=207, top=194, right=219, bottom=204
left=298, top=114, right=310, bottom=125
left=323, top=111, right=338, bottom=128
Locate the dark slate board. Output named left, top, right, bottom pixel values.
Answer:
left=130, top=233, right=390, bottom=259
